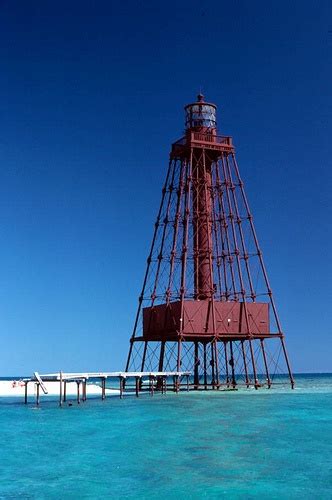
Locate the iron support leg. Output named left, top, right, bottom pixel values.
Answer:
left=224, top=341, right=230, bottom=387
left=158, top=341, right=165, bottom=372
left=260, top=340, right=271, bottom=388
left=141, top=342, right=148, bottom=372
left=177, top=339, right=182, bottom=372
left=281, top=337, right=295, bottom=388
left=211, top=341, right=215, bottom=389
left=125, top=339, right=134, bottom=371
left=248, top=339, right=259, bottom=389
left=229, top=341, right=236, bottom=388
left=214, top=340, right=220, bottom=389
left=203, top=342, right=207, bottom=389
left=194, top=341, right=199, bottom=389
left=241, top=340, right=250, bottom=388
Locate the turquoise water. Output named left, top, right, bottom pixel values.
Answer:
left=0, top=374, right=331, bottom=499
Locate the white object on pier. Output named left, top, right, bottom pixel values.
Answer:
left=33, top=372, right=48, bottom=394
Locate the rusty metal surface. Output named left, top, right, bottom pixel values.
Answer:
left=143, top=301, right=269, bottom=338
left=125, top=95, right=294, bottom=389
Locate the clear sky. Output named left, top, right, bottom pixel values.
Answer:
left=0, top=1, right=331, bottom=375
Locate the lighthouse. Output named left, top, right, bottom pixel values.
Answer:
left=126, top=95, right=294, bottom=389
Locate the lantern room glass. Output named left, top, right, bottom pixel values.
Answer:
left=185, top=103, right=217, bottom=130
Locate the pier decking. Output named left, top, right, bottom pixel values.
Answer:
left=23, top=371, right=191, bottom=406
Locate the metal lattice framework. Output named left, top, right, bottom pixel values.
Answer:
left=126, top=94, right=294, bottom=389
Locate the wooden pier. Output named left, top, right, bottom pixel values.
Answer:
left=23, top=371, right=191, bottom=406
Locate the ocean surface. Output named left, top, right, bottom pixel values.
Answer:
left=0, top=374, right=331, bottom=499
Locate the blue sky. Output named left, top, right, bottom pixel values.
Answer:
left=0, top=0, right=331, bottom=375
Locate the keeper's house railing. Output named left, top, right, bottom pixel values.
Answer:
left=191, top=132, right=233, bottom=146
left=173, top=133, right=233, bottom=147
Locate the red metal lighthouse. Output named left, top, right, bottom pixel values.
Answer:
left=126, top=94, right=294, bottom=389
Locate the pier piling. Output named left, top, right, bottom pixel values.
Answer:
left=24, top=382, right=28, bottom=404
left=59, top=371, right=63, bottom=407
left=22, top=371, right=191, bottom=406
left=119, top=377, right=124, bottom=399
left=76, top=381, right=80, bottom=404
left=135, top=377, right=140, bottom=397
left=101, top=378, right=106, bottom=400
left=83, top=380, right=87, bottom=402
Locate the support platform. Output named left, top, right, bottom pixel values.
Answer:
left=22, top=371, right=191, bottom=406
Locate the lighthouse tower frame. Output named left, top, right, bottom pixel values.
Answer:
left=125, top=94, right=294, bottom=389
